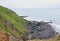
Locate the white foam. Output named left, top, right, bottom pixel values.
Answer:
left=25, top=17, right=60, bottom=33
left=49, top=23, right=60, bottom=33
left=24, top=17, right=50, bottom=22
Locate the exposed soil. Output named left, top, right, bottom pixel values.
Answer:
left=0, top=32, right=10, bottom=41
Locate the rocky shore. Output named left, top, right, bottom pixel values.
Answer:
left=27, top=21, right=57, bottom=40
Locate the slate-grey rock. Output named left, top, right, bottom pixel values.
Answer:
left=27, top=21, right=57, bottom=40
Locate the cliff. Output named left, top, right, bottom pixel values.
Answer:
left=0, top=6, right=29, bottom=41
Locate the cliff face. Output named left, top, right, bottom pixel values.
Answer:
left=0, top=6, right=29, bottom=41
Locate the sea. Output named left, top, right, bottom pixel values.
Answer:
left=11, top=8, right=60, bottom=33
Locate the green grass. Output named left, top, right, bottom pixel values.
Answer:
left=0, top=6, right=29, bottom=40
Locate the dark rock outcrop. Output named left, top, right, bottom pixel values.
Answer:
left=27, top=21, right=57, bottom=40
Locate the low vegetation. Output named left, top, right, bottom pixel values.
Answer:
left=0, top=6, right=29, bottom=41
left=0, top=6, right=60, bottom=41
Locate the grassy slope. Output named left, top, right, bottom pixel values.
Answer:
left=0, top=6, right=28, bottom=39
left=1, top=6, right=60, bottom=41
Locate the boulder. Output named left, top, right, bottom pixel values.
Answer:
left=27, top=21, right=56, bottom=39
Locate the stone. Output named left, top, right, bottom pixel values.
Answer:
left=27, top=21, right=56, bottom=39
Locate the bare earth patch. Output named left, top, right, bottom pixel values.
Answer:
left=0, top=32, right=10, bottom=41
